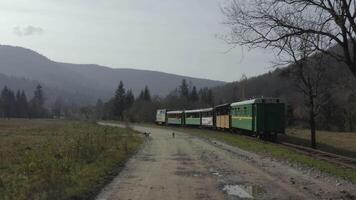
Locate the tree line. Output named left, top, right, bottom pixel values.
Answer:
left=0, top=85, right=47, bottom=118
left=76, top=79, right=215, bottom=122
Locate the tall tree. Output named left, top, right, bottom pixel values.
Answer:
left=0, top=87, right=15, bottom=118
left=189, top=86, right=199, bottom=103
left=30, top=84, right=46, bottom=118
left=125, top=89, right=135, bottom=108
left=199, top=87, right=215, bottom=107
left=222, top=0, right=356, bottom=77
left=17, top=90, right=29, bottom=118
left=138, top=90, right=145, bottom=101
left=273, top=33, right=330, bottom=148
left=179, top=79, right=189, bottom=99
left=143, top=86, right=151, bottom=102
left=113, top=81, right=126, bottom=119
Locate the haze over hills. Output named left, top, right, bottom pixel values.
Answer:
left=0, top=45, right=225, bottom=105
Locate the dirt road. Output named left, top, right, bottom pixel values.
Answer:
left=96, top=123, right=356, bottom=200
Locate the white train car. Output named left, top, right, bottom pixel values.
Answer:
left=200, top=108, right=214, bottom=127
left=155, top=109, right=167, bottom=125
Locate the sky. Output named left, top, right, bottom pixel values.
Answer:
left=0, top=0, right=274, bottom=82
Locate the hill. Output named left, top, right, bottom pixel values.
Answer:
left=0, top=45, right=225, bottom=105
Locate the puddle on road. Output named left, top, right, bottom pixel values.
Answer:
left=222, top=184, right=257, bottom=199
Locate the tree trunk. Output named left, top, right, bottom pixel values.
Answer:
left=309, top=95, right=317, bottom=149
left=349, top=113, right=353, bottom=132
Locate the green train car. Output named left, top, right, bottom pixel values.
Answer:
left=185, top=109, right=201, bottom=126
left=167, top=110, right=184, bottom=125
left=230, top=98, right=285, bottom=139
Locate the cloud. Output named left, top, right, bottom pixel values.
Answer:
left=13, top=25, right=44, bottom=37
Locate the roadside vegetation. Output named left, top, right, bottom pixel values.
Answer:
left=139, top=124, right=356, bottom=183
left=0, top=119, right=142, bottom=200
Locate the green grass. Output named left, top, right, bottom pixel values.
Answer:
left=0, top=119, right=143, bottom=200
left=133, top=123, right=356, bottom=183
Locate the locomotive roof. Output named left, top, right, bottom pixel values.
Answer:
left=167, top=110, right=183, bottom=114
left=231, top=98, right=282, bottom=106
left=215, top=103, right=230, bottom=108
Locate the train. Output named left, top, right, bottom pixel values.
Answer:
left=155, top=98, right=285, bottom=139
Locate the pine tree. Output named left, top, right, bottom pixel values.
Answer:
left=125, top=89, right=135, bottom=108
left=20, top=90, right=29, bottom=118
left=206, top=89, right=214, bottom=106
left=15, top=90, right=29, bottom=118
left=189, top=86, right=199, bottom=102
left=113, top=81, right=126, bottom=119
left=30, top=84, right=46, bottom=118
left=0, top=87, right=16, bottom=118
left=179, top=79, right=189, bottom=99
left=138, top=90, right=145, bottom=101
left=143, top=86, right=151, bottom=102
left=199, top=87, right=214, bottom=106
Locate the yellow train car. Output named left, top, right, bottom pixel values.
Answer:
left=215, top=103, right=230, bottom=129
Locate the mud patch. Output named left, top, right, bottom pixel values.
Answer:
left=172, top=153, right=188, bottom=157
left=149, top=185, right=165, bottom=191
left=141, top=157, right=156, bottom=162
left=175, top=170, right=205, bottom=177
left=171, top=157, right=194, bottom=161
left=195, top=192, right=211, bottom=199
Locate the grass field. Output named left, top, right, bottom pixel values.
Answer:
left=135, top=123, right=356, bottom=183
left=0, top=119, right=142, bottom=200
left=280, top=128, right=356, bottom=159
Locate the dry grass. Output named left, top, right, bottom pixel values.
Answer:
left=0, top=119, right=142, bottom=200
left=280, top=128, right=356, bottom=158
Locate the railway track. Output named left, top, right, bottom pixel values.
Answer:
left=280, top=142, right=356, bottom=170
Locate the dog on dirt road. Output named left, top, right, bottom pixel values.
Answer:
left=144, top=132, right=151, bottom=138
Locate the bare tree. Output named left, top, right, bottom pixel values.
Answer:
left=222, top=0, right=356, bottom=77
left=282, top=36, right=330, bottom=148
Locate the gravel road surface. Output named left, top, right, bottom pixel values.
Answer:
left=96, top=123, right=356, bottom=200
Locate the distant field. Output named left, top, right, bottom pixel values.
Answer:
left=0, top=119, right=142, bottom=200
left=280, top=129, right=356, bottom=159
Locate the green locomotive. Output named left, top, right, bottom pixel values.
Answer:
left=230, top=98, right=285, bottom=139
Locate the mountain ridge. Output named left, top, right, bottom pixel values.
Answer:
left=0, top=45, right=225, bottom=105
